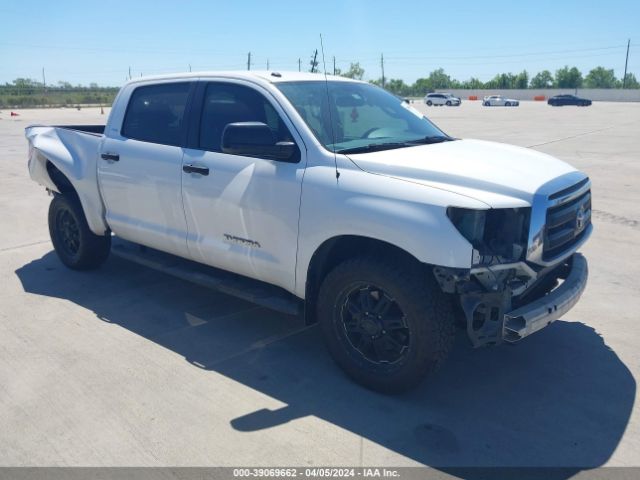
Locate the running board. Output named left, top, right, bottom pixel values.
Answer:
left=111, top=237, right=302, bottom=317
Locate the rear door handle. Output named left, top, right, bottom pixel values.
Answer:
left=100, top=153, right=120, bottom=162
left=183, top=164, right=209, bottom=176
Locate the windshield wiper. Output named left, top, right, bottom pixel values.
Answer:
left=406, top=135, right=456, bottom=145
left=336, top=142, right=410, bottom=154
left=336, top=136, right=455, bottom=154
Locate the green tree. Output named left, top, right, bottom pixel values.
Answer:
left=584, top=67, right=618, bottom=88
left=485, top=72, right=517, bottom=89
left=426, top=68, right=452, bottom=89
left=555, top=66, right=583, bottom=88
left=12, top=78, right=39, bottom=88
left=11, top=78, right=40, bottom=95
left=412, top=77, right=432, bottom=95
left=530, top=70, right=554, bottom=88
left=341, top=62, right=364, bottom=80
left=383, top=78, right=410, bottom=96
left=515, top=70, right=529, bottom=89
left=622, top=73, right=640, bottom=88
left=460, top=77, right=484, bottom=89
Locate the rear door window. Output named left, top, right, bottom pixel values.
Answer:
left=122, top=82, right=191, bottom=146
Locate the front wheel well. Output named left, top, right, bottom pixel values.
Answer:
left=304, top=235, right=428, bottom=325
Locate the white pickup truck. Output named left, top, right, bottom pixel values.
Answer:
left=26, top=71, right=592, bottom=392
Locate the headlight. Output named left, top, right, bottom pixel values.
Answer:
left=446, top=208, right=486, bottom=246
left=447, top=207, right=531, bottom=262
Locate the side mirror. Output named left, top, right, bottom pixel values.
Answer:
left=221, top=122, right=298, bottom=162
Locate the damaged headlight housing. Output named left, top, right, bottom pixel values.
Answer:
left=447, top=207, right=531, bottom=262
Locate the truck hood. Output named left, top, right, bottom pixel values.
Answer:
left=346, top=139, right=576, bottom=208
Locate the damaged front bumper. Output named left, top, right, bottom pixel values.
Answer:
left=436, top=253, right=589, bottom=347
left=502, top=253, right=588, bottom=342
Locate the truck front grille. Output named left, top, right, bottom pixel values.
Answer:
left=543, top=187, right=591, bottom=261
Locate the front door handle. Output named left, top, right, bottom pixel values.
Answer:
left=183, top=164, right=209, bottom=176
left=100, top=153, right=120, bottom=162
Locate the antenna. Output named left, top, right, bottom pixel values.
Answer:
left=320, top=34, right=340, bottom=181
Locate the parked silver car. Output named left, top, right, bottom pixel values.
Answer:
left=483, top=95, right=519, bottom=107
left=424, top=92, right=461, bottom=106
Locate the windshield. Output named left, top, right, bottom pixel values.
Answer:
left=276, top=81, right=450, bottom=153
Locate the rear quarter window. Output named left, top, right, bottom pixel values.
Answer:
left=121, top=82, right=191, bottom=146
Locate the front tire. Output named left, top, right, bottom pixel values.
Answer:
left=426, top=100, right=433, bottom=106
left=317, top=257, right=456, bottom=393
left=49, top=193, right=111, bottom=270
left=483, top=101, right=490, bottom=106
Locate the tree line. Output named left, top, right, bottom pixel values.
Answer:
left=1, top=63, right=639, bottom=108
left=337, top=63, right=640, bottom=96
left=0, top=78, right=118, bottom=108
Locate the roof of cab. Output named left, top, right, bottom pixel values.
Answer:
left=123, top=70, right=362, bottom=86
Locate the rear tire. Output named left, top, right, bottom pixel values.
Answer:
left=48, top=193, right=111, bottom=270
left=505, top=102, right=511, bottom=106
left=317, top=256, right=456, bottom=393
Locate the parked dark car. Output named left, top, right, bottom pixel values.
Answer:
left=548, top=94, right=592, bottom=106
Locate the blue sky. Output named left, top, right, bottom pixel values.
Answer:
left=0, top=0, right=638, bottom=86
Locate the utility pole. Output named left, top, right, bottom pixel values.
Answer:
left=267, top=59, right=270, bottom=70
left=298, top=58, right=301, bottom=72
left=247, top=52, right=251, bottom=71
left=623, top=39, right=630, bottom=88
left=128, top=66, right=131, bottom=80
left=189, top=64, right=192, bottom=72
left=381, top=53, right=385, bottom=88
left=42, top=67, right=46, bottom=106
left=333, top=56, right=336, bottom=75
left=310, top=49, right=318, bottom=73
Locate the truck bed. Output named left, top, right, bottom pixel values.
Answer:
left=26, top=124, right=109, bottom=235
left=51, top=124, right=105, bottom=135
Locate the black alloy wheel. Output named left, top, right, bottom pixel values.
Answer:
left=55, top=208, right=81, bottom=259
left=339, top=284, right=410, bottom=365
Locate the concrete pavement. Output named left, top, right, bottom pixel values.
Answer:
left=1, top=102, right=639, bottom=473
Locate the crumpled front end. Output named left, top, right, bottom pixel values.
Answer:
left=435, top=172, right=593, bottom=347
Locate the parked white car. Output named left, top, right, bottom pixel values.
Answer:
left=26, top=71, right=590, bottom=392
left=424, top=92, right=461, bottom=106
left=483, top=95, right=519, bottom=107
